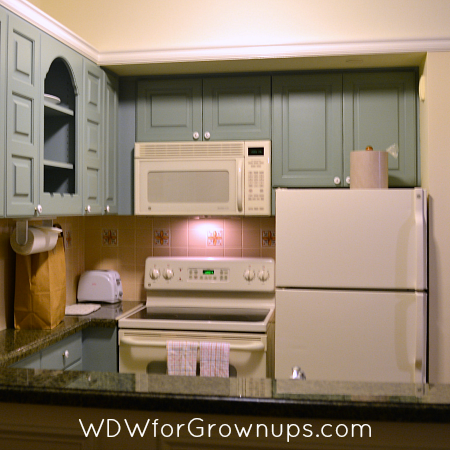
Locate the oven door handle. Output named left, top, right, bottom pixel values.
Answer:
left=120, top=337, right=265, bottom=351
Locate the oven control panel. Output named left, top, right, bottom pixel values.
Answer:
left=144, top=257, right=274, bottom=292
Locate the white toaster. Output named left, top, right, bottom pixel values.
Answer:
left=77, top=270, right=123, bottom=303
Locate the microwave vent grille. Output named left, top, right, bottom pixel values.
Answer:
left=135, top=142, right=245, bottom=159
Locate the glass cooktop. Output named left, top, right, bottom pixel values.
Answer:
left=126, top=306, right=271, bottom=323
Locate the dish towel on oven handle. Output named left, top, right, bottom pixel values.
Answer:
left=167, top=341, right=198, bottom=376
left=199, top=342, right=230, bottom=378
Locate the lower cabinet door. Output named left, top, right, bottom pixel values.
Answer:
left=41, top=331, right=82, bottom=370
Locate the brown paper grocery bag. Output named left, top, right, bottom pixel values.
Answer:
left=14, top=233, right=66, bottom=330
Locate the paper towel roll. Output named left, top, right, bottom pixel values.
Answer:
left=350, top=151, right=388, bottom=189
left=10, top=226, right=61, bottom=255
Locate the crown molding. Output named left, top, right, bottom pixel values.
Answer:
left=2, top=0, right=450, bottom=74
left=0, top=0, right=98, bottom=62
left=97, top=38, right=450, bottom=67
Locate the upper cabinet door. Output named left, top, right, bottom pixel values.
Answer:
left=83, top=59, right=103, bottom=215
left=6, top=14, right=40, bottom=217
left=0, top=8, right=6, bottom=217
left=103, top=70, right=119, bottom=214
left=272, top=73, right=343, bottom=187
left=136, top=78, right=202, bottom=142
left=202, top=76, right=271, bottom=141
left=40, top=33, right=83, bottom=216
left=343, top=71, right=417, bottom=187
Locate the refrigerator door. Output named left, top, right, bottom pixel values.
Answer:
left=275, top=188, right=427, bottom=291
left=275, top=289, right=427, bottom=383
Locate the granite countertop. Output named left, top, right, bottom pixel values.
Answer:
left=0, top=301, right=143, bottom=367
left=1, top=301, right=450, bottom=423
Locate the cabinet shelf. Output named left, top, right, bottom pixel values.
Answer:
left=44, top=100, right=74, bottom=117
left=43, top=159, right=74, bottom=170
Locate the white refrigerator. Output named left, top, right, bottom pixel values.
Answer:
left=274, top=188, right=427, bottom=383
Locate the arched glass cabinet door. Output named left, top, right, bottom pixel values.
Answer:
left=40, top=33, right=83, bottom=216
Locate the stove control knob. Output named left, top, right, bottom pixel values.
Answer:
left=258, top=269, right=270, bottom=282
left=162, top=268, right=174, bottom=280
left=243, top=269, right=255, bottom=282
left=149, top=268, right=160, bottom=280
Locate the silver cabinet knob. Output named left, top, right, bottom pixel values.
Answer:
left=85, top=205, right=91, bottom=213
left=291, top=366, right=306, bottom=380
left=63, top=350, right=69, bottom=359
left=105, top=205, right=110, bottom=213
left=35, top=204, right=43, bottom=215
left=346, top=176, right=351, bottom=185
left=333, top=177, right=341, bottom=185
left=204, top=131, right=211, bottom=140
left=193, top=131, right=200, bottom=140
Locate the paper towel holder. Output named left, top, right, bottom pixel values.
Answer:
left=15, top=218, right=56, bottom=246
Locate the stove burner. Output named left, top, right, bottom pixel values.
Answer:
left=126, top=306, right=270, bottom=323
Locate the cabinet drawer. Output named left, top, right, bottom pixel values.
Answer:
left=41, top=332, right=82, bottom=370
left=10, top=351, right=41, bottom=369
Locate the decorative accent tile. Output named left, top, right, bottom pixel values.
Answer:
left=102, top=228, right=118, bottom=246
left=207, top=229, right=223, bottom=246
left=154, top=228, right=169, bottom=247
left=262, top=230, right=275, bottom=247
left=64, top=229, right=72, bottom=249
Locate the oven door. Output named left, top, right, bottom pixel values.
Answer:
left=135, top=158, right=244, bottom=215
left=118, top=329, right=270, bottom=378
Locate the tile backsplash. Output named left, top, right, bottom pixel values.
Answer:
left=84, top=216, right=275, bottom=302
left=0, top=215, right=275, bottom=329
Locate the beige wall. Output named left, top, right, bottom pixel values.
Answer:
left=28, top=0, right=450, bottom=53
left=420, top=52, right=450, bottom=383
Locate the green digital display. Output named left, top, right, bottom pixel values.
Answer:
left=248, top=147, right=264, bottom=156
left=203, top=270, right=215, bottom=275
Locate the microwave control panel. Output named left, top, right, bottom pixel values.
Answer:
left=145, top=257, right=275, bottom=292
left=244, top=140, right=271, bottom=215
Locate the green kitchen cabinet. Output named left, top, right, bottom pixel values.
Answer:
left=9, top=328, right=118, bottom=372
left=6, top=13, right=40, bottom=217
left=0, top=8, right=6, bottom=217
left=136, top=75, right=271, bottom=142
left=10, top=331, right=82, bottom=371
left=137, top=78, right=202, bottom=142
left=202, top=76, right=271, bottom=141
left=343, top=71, right=417, bottom=187
left=82, top=327, right=118, bottom=372
left=82, top=58, right=104, bottom=215
left=103, top=70, right=119, bottom=215
left=272, top=73, right=343, bottom=187
left=272, top=70, right=418, bottom=188
left=40, top=331, right=82, bottom=371
left=9, top=351, right=40, bottom=369
left=40, top=32, right=84, bottom=216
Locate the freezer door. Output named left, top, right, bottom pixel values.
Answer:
left=275, top=188, right=427, bottom=290
left=274, top=289, right=427, bottom=383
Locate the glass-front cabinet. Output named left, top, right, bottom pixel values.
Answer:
left=41, top=33, right=83, bottom=215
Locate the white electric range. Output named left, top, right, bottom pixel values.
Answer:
left=118, top=257, right=275, bottom=377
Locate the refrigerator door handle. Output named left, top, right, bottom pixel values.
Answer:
left=414, top=293, right=427, bottom=384
left=414, top=188, right=427, bottom=291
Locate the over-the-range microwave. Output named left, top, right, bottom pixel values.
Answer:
left=134, top=140, right=271, bottom=216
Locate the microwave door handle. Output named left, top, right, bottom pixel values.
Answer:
left=237, top=160, right=244, bottom=212
left=120, top=336, right=264, bottom=351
